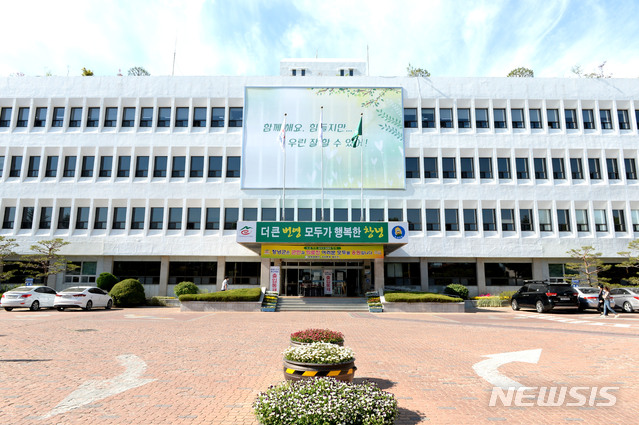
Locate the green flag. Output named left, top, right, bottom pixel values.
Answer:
left=351, top=116, right=362, bottom=148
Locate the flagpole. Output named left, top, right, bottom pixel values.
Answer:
left=320, top=107, right=324, bottom=221
left=359, top=113, right=364, bottom=221
left=281, top=114, right=287, bottom=221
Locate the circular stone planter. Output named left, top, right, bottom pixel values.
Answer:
left=289, top=339, right=344, bottom=347
left=282, top=358, right=356, bottom=383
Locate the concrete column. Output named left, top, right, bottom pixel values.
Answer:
left=420, top=258, right=429, bottom=292
left=532, top=258, right=546, bottom=280
left=374, top=257, right=384, bottom=291
left=476, top=259, right=486, bottom=298
left=217, top=257, right=226, bottom=292
left=101, top=256, right=114, bottom=274
left=158, top=256, right=169, bottom=296
left=260, top=257, right=270, bottom=290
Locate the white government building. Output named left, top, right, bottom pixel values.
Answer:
left=1, top=58, right=638, bottom=298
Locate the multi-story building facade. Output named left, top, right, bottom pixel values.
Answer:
left=1, top=59, right=638, bottom=297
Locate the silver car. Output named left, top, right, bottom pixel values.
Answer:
left=574, top=286, right=601, bottom=311
left=610, top=288, right=639, bottom=313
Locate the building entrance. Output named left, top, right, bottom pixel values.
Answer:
left=281, top=261, right=368, bottom=297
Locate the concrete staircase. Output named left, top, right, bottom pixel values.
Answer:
left=276, top=296, right=369, bottom=312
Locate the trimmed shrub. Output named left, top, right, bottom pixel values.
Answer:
left=384, top=291, right=462, bottom=303
left=499, top=290, right=517, bottom=300
left=179, top=287, right=261, bottom=302
left=444, top=283, right=469, bottom=300
left=476, top=296, right=506, bottom=307
left=97, top=272, right=119, bottom=292
left=174, top=281, right=199, bottom=297
left=147, top=296, right=176, bottom=306
left=109, top=278, right=146, bottom=307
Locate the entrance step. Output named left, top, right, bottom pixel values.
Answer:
left=276, top=297, right=369, bottom=312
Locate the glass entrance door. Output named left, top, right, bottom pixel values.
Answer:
left=281, top=261, right=363, bottom=297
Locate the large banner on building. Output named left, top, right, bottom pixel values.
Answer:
left=242, top=87, right=405, bottom=189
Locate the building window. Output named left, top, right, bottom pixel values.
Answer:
left=463, top=209, right=477, bottom=231
left=476, top=108, right=489, bottom=128
left=193, top=107, right=206, bottom=127
left=76, top=207, right=89, bottom=229
left=139, top=107, right=153, bottom=127
left=99, top=156, right=112, bottom=177
left=564, top=109, right=578, bottom=129
left=404, top=108, right=417, bottom=128
left=117, top=156, right=131, bottom=178
left=520, top=208, right=534, bottom=231
left=20, top=207, right=34, bottom=229
left=44, top=156, right=58, bottom=177
left=131, top=207, right=145, bottom=229
left=81, top=156, right=94, bottom=177
left=426, top=209, right=440, bottom=231
left=57, top=207, right=70, bottom=229
left=314, top=207, right=329, bottom=222
left=501, top=209, right=515, bottom=231
left=600, top=109, right=612, bottom=129
left=534, top=158, right=547, bottom=180
left=444, top=209, right=459, bottom=231
left=588, top=158, right=601, bottom=180
left=547, top=109, right=560, bottom=129
left=582, top=109, right=595, bottom=129
left=625, top=158, right=637, bottom=180
left=552, top=158, right=565, bottom=180
left=224, top=261, right=260, bottom=285
left=135, top=156, right=149, bottom=178
left=228, top=107, right=243, bottom=127
left=175, top=107, right=188, bottom=127
left=333, top=208, right=348, bottom=221
left=150, top=207, right=164, bottom=229
left=421, top=108, right=435, bottom=128
left=87, top=107, right=99, bottom=127
left=570, top=158, right=583, bottom=180
left=52, top=107, right=64, bottom=127
left=69, top=107, right=82, bottom=127
left=482, top=209, right=496, bottom=231
left=576, top=209, right=589, bottom=232
left=594, top=209, right=607, bottom=232
left=511, top=109, right=524, bottom=128
left=211, top=107, right=225, bottom=127
left=2, top=207, right=15, bottom=229
left=631, top=210, right=639, bottom=232
left=529, top=108, right=542, bottom=129
left=63, top=156, right=76, bottom=178
left=17, top=107, right=29, bottom=127
left=538, top=209, right=552, bottom=232
left=9, top=156, right=22, bottom=177
left=261, top=207, right=277, bottom=221
left=65, top=261, right=98, bottom=284
left=457, top=108, right=471, bottom=128
left=121, top=107, right=135, bottom=127
left=94, top=207, right=107, bottom=229
left=226, top=156, right=241, bottom=178
left=407, top=209, right=421, bottom=231
left=497, top=157, right=511, bottom=179
left=27, top=156, right=40, bottom=178
left=171, top=156, right=186, bottom=177
left=405, top=157, right=419, bottom=178
left=104, top=107, right=117, bottom=127
left=153, top=156, right=167, bottom=177
left=190, top=156, right=204, bottom=178
left=208, top=156, right=222, bottom=177
left=157, top=107, right=171, bottom=127
left=369, top=208, right=384, bottom=222
left=557, top=209, right=570, bottom=231
left=113, top=261, right=161, bottom=285
left=612, top=209, right=626, bottom=232
left=424, top=157, right=438, bottom=178
left=428, top=262, right=477, bottom=286
left=0, top=107, right=11, bottom=127
left=485, top=263, right=532, bottom=286
left=168, top=261, right=217, bottom=285
left=442, top=157, right=456, bottom=178
left=440, top=108, right=453, bottom=128
left=39, top=207, right=52, bottom=229
left=460, top=157, right=474, bottom=179
left=34, top=107, right=47, bottom=127
left=112, top=207, right=126, bottom=229
left=351, top=208, right=366, bottom=222
left=494, top=108, right=507, bottom=128
left=606, top=158, right=620, bottom=180
left=168, top=208, right=182, bottom=229
left=478, top=157, right=492, bottom=179
left=515, top=157, right=529, bottom=179
left=224, top=207, right=238, bottom=230
left=298, top=208, right=312, bottom=221
left=206, top=208, right=220, bottom=229
left=184, top=208, right=201, bottom=230
left=243, top=208, right=258, bottom=221
left=385, top=263, right=420, bottom=286
left=0, top=156, right=4, bottom=177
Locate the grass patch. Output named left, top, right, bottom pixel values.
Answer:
left=384, top=291, right=463, bottom=303
left=179, top=287, right=261, bottom=302
left=476, top=296, right=506, bottom=307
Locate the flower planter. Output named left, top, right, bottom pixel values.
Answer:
left=290, top=339, right=344, bottom=347
left=282, top=358, right=356, bottom=383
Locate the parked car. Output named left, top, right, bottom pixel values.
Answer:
left=510, top=281, right=579, bottom=313
left=574, top=286, right=602, bottom=311
left=54, top=286, right=113, bottom=311
left=609, top=287, right=639, bottom=313
left=0, top=285, right=58, bottom=311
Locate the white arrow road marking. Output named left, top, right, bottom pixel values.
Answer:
left=41, top=354, right=155, bottom=419
left=124, top=314, right=173, bottom=320
left=472, top=348, right=542, bottom=389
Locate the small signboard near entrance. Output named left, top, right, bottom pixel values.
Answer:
left=269, top=266, right=280, bottom=293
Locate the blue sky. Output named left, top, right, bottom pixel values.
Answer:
left=2, top=0, right=638, bottom=78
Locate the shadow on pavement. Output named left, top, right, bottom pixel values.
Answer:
left=354, top=377, right=396, bottom=390
left=397, top=407, right=428, bottom=424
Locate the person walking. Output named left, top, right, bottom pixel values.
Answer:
left=221, top=276, right=229, bottom=291
left=600, top=285, right=618, bottom=318
left=597, top=284, right=604, bottom=314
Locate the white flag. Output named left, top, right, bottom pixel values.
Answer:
left=278, top=115, right=286, bottom=150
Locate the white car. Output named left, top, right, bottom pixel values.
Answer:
left=610, top=287, right=639, bottom=313
left=54, top=286, right=113, bottom=311
left=1, top=286, right=58, bottom=311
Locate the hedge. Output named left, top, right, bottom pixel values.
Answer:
left=179, top=287, right=261, bottom=302
left=109, top=278, right=146, bottom=307
left=384, top=291, right=463, bottom=303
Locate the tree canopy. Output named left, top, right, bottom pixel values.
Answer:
left=128, top=66, right=150, bottom=76
left=571, top=61, right=611, bottom=79
left=507, top=67, right=534, bottom=78
left=81, top=67, right=94, bottom=76
left=406, top=63, right=430, bottom=77
left=564, top=246, right=610, bottom=287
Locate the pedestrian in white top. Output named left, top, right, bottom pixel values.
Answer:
left=221, top=276, right=229, bottom=291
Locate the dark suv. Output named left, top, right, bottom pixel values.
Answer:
left=510, top=281, right=579, bottom=313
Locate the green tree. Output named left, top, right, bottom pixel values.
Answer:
left=0, top=236, right=18, bottom=281
left=127, top=66, right=150, bottom=76
left=564, top=246, right=611, bottom=287
left=571, top=61, right=611, bottom=79
left=20, top=239, right=78, bottom=285
left=81, top=67, right=94, bottom=76
left=616, top=239, right=639, bottom=285
left=507, top=67, right=534, bottom=77
left=406, top=63, right=430, bottom=77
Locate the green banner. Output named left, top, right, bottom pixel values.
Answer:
left=248, top=221, right=409, bottom=244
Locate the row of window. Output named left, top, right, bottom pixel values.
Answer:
left=406, top=156, right=638, bottom=181
left=0, top=155, right=240, bottom=179
left=404, top=107, right=639, bottom=131
left=2, top=205, right=636, bottom=234
left=0, top=106, right=243, bottom=130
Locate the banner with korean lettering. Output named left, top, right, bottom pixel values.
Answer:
left=241, top=87, right=405, bottom=190
left=269, top=266, right=280, bottom=293
left=261, top=245, right=384, bottom=259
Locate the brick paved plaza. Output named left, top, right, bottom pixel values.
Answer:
left=1, top=307, right=638, bottom=424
